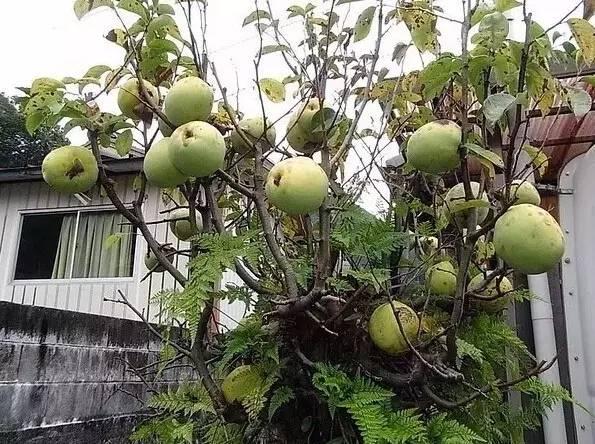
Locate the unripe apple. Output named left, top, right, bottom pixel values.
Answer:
left=368, top=301, right=420, bottom=355
left=286, top=113, right=317, bottom=153
left=168, top=208, right=203, bottom=241
left=169, top=121, right=226, bottom=177
left=509, top=179, right=541, bottom=206
left=294, top=98, right=324, bottom=143
left=425, top=261, right=457, bottom=296
left=143, top=138, right=187, bottom=188
left=265, top=157, right=328, bottom=215
left=230, top=117, right=276, bottom=155
left=117, top=78, right=158, bottom=120
left=42, top=146, right=98, bottom=194
left=406, top=120, right=462, bottom=174
left=468, top=273, right=513, bottom=312
left=443, top=181, right=489, bottom=226
left=494, top=204, right=565, bottom=274
left=164, top=77, right=213, bottom=126
left=222, top=365, right=265, bottom=404
left=144, top=245, right=176, bottom=273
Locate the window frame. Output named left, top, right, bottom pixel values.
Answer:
left=11, top=205, right=137, bottom=284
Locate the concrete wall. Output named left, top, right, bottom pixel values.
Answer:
left=0, top=301, right=191, bottom=443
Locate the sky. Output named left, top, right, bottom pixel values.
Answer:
left=0, top=0, right=584, bottom=213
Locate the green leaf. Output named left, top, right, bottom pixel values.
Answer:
left=581, top=75, right=595, bottom=86
left=147, top=14, right=184, bottom=42
left=464, top=143, right=505, bottom=169
left=471, top=2, right=494, bottom=27
left=25, top=112, right=45, bottom=135
left=106, top=28, right=128, bottom=46
left=258, top=78, right=285, bottom=103
left=73, top=0, right=112, bottom=19
left=353, top=6, right=376, bottom=42
left=311, top=107, right=336, bottom=133
left=104, top=233, right=124, bottom=249
left=522, top=144, right=549, bottom=176
left=568, top=18, right=595, bottom=64
left=243, top=9, right=271, bottom=27
left=337, top=0, right=364, bottom=4
left=495, top=0, right=521, bottom=12
left=392, top=43, right=410, bottom=64
left=30, top=78, right=65, bottom=95
left=84, top=65, right=111, bottom=79
left=260, top=44, right=290, bottom=55
left=118, top=0, right=149, bottom=20
left=448, top=199, right=490, bottom=213
left=155, top=3, right=175, bottom=15
left=420, top=54, right=463, bottom=100
left=287, top=6, right=305, bottom=18
left=567, top=87, right=592, bottom=117
left=268, top=386, right=295, bottom=420
left=115, top=129, right=133, bottom=156
left=482, top=92, right=516, bottom=125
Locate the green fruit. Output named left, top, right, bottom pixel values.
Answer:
left=158, top=116, right=174, bottom=137
left=164, top=77, right=213, bottom=126
left=494, top=204, right=565, bottom=274
left=406, top=120, right=462, bottom=174
left=425, top=261, right=457, bottom=296
left=117, top=78, right=158, bottom=120
left=169, top=121, right=226, bottom=177
left=468, top=273, right=513, bottom=312
left=509, top=180, right=541, bottom=206
left=286, top=113, right=317, bottom=153
left=222, top=365, right=264, bottom=404
left=230, top=117, right=276, bottom=155
left=42, top=146, right=98, bottom=194
left=368, top=301, right=420, bottom=355
left=144, top=138, right=187, bottom=188
left=144, top=245, right=175, bottom=273
left=168, top=208, right=203, bottom=241
left=443, top=181, right=489, bottom=226
left=265, top=157, right=328, bottom=215
left=295, top=98, right=324, bottom=143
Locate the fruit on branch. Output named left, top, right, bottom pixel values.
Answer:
left=169, top=121, right=226, bottom=177
left=286, top=98, right=330, bottom=152
left=158, top=116, right=174, bottom=137
left=41, top=145, right=99, bottom=194
left=143, top=137, right=187, bottom=188
left=265, top=157, right=328, bottom=215
left=286, top=113, right=317, bottom=153
left=468, top=273, right=513, bottom=312
left=144, top=245, right=176, bottom=273
left=494, top=204, right=565, bottom=274
left=368, top=301, right=420, bottom=355
left=230, top=117, right=277, bottom=155
left=221, top=365, right=265, bottom=404
left=509, top=179, right=541, bottom=206
left=168, top=208, right=203, bottom=241
left=406, top=120, right=462, bottom=174
left=117, top=78, right=158, bottom=120
left=163, top=76, right=214, bottom=127
left=443, top=181, right=489, bottom=226
left=425, top=261, right=457, bottom=296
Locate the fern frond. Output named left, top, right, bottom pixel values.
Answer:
left=202, top=421, right=244, bottom=444
left=149, top=384, right=216, bottom=417
left=427, top=413, right=486, bottom=444
left=130, top=417, right=194, bottom=444
left=268, top=386, right=295, bottom=420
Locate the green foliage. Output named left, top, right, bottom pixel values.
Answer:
left=268, top=386, right=295, bottom=420
left=0, top=94, right=68, bottom=168
left=201, top=421, right=244, bottom=444
left=130, top=417, right=194, bottom=444
left=149, top=384, right=216, bottom=416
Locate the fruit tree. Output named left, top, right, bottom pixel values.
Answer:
left=20, top=0, right=593, bottom=442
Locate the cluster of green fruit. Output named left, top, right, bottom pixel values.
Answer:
left=41, top=77, right=331, bottom=218
left=365, top=119, right=566, bottom=356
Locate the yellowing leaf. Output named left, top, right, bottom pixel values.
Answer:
left=522, top=144, right=549, bottom=177
left=568, top=18, right=595, bottom=64
left=258, top=78, right=285, bottom=103
left=399, top=1, right=439, bottom=54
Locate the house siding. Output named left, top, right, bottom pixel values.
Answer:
left=0, top=176, right=189, bottom=323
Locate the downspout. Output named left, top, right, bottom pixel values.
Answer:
left=528, top=273, right=568, bottom=444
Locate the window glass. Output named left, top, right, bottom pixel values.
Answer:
left=14, top=211, right=135, bottom=280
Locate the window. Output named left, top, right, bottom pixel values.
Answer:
left=14, top=210, right=136, bottom=280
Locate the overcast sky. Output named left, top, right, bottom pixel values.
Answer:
left=0, top=0, right=583, bottom=212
